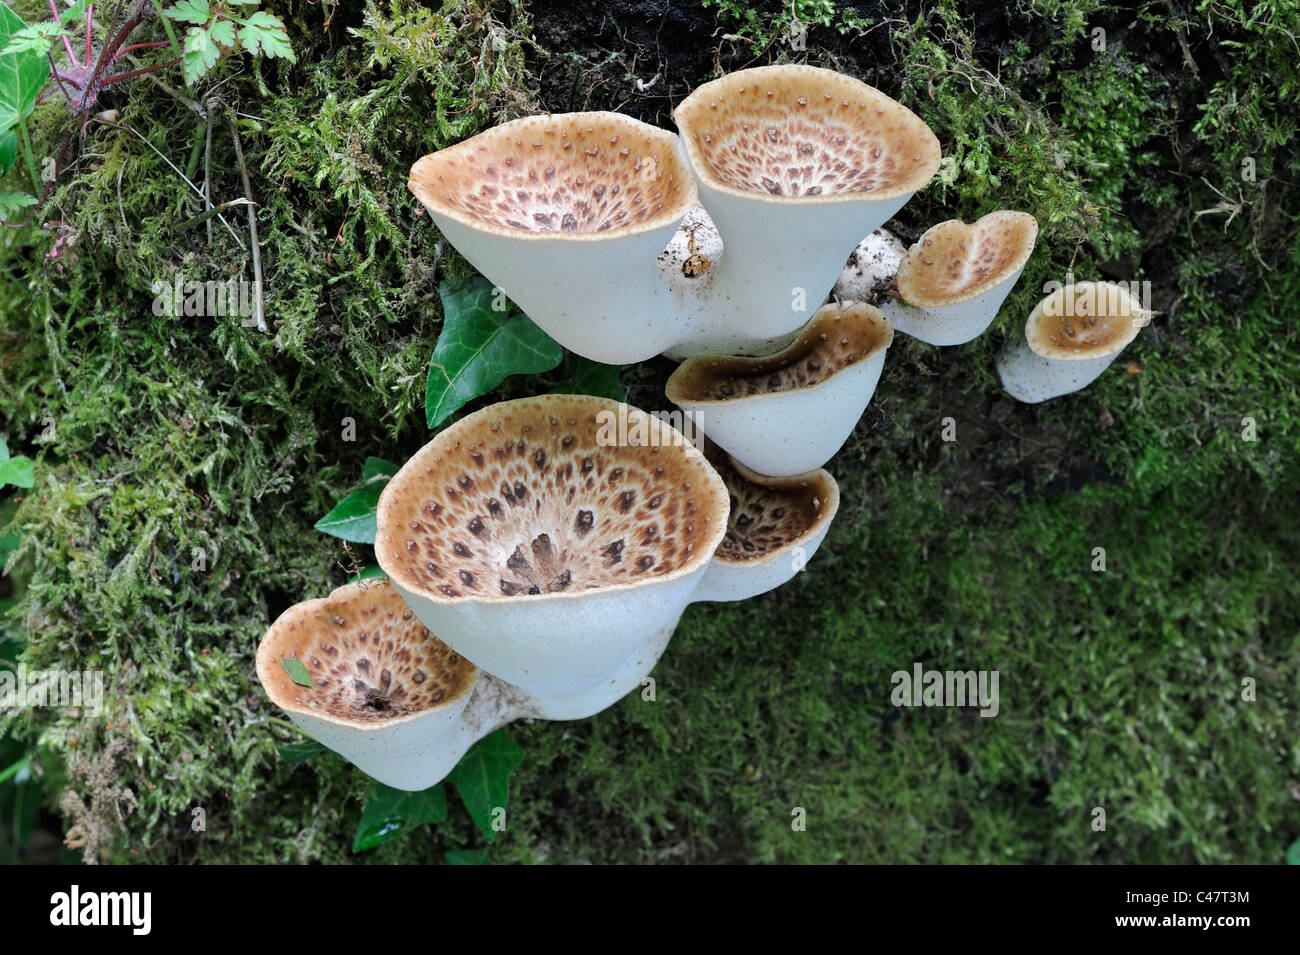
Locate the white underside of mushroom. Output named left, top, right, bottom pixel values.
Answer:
left=995, top=333, right=1126, bottom=403
left=876, top=263, right=1027, bottom=346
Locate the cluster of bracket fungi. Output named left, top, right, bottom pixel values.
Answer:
left=257, top=65, right=1149, bottom=790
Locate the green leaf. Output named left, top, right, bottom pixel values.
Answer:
left=445, top=731, right=524, bottom=843
left=0, top=192, right=35, bottom=222
left=237, top=11, right=295, bottom=61
left=352, top=783, right=447, bottom=853
left=362, top=456, right=402, bottom=481
left=445, top=848, right=490, bottom=865
left=0, top=5, right=52, bottom=133
left=551, top=355, right=627, bottom=402
left=0, top=454, right=33, bottom=489
left=278, top=740, right=329, bottom=764
left=355, top=565, right=387, bottom=581
left=163, top=0, right=211, bottom=25
left=208, top=17, right=235, bottom=48
left=0, top=129, right=14, bottom=177
left=180, top=25, right=220, bottom=84
left=425, top=277, right=563, bottom=429
left=313, top=480, right=384, bottom=544
left=279, top=657, right=313, bottom=687
left=2, top=23, right=64, bottom=58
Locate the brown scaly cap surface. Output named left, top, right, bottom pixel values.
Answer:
left=896, top=211, right=1038, bottom=308
left=375, top=395, right=730, bottom=602
left=1026, top=282, right=1146, bottom=360
left=674, top=65, right=940, bottom=201
left=706, top=448, right=838, bottom=563
left=666, top=302, right=892, bottom=402
left=408, top=112, right=696, bottom=239
left=256, top=580, right=477, bottom=725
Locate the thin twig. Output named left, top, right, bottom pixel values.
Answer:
left=91, top=117, right=244, bottom=247
left=203, top=102, right=214, bottom=246
left=227, top=113, right=267, bottom=333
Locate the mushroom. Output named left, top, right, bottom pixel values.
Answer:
left=373, top=394, right=730, bottom=714
left=873, top=211, right=1038, bottom=346
left=996, top=281, right=1151, bottom=403
left=255, top=579, right=505, bottom=790
left=671, top=65, right=941, bottom=356
left=665, top=301, right=893, bottom=476
left=691, top=448, right=840, bottom=603
left=407, top=112, right=697, bottom=364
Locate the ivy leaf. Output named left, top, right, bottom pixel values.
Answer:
left=279, top=657, right=313, bottom=687
left=163, top=0, right=211, bottom=25
left=551, top=356, right=627, bottom=402
left=313, top=479, right=385, bottom=544
left=180, top=25, right=221, bottom=84
left=425, top=277, right=563, bottom=429
left=0, top=192, right=36, bottom=224
left=277, top=739, right=329, bottom=764
left=445, top=848, right=490, bottom=865
left=352, top=783, right=447, bottom=853
left=362, top=456, right=402, bottom=481
left=445, top=731, right=524, bottom=843
left=0, top=5, right=53, bottom=133
left=0, top=130, right=14, bottom=177
left=237, top=11, right=295, bottom=61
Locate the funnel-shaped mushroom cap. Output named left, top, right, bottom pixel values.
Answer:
left=675, top=65, right=940, bottom=202
left=375, top=395, right=729, bottom=697
left=255, top=580, right=480, bottom=789
left=1025, top=281, right=1146, bottom=360
left=995, top=281, right=1148, bottom=403
left=668, top=65, right=940, bottom=356
left=692, top=450, right=839, bottom=603
left=667, top=302, right=892, bottom=476
left=409, top=114, right=697, bottom=364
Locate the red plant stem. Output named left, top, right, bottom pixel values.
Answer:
left=85, top=5, right=95, bottom=67
left=110, top=40, right=171, bottom=62
left=55, top=71, right=87, bottom=89
left=100, top=56, right=182, bottom=86
left=50, top=0, right=79, bottom=64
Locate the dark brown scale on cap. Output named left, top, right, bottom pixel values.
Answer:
left=667, top=302, right=891, bottom=403
left=376, top=395, right=730, bottom=599
left=704, top=447, right=838, bottom=563
left=409, top=113, right=694, bottom=237
left=256, top=580, right=475, bottom=724
left=675, top=65, right=939, bottom=200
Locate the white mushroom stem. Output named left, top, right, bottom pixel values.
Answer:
left=994, top=338, right=1124, bottom=404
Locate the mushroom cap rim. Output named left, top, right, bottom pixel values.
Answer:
left=896, top=210, right=1040, bottom=309
left=1024, top=280, right=1148, bottom=361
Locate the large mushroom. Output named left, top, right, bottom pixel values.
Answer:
left=373, top=394, right=730, bottom=716
left=996, top=281, right=1150, bottom=402
left=671, top=64, right=941, bottom=356
left=408, top=113, right=697, bottom=364
left=665, top=301, right=893, bottom=476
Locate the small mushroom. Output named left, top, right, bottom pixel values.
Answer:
left=665, top=301, right=893, bottom=476
left=670, top=64, right=941, bottom=356
left=374, top=394, right=730, bottom=711
left=995, top=281, right=1152, bottom=403
left=254, top=579, right=492, bottom=790
left=408, top=112, right=696, bottom=364
left=875, top=211, right=1039, bottom=346
left=691, top=447, right=841, bottom=603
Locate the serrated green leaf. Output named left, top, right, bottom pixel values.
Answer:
left=313, top=480, right=384, bottom=544
left=446, top=731, right=524, bottom=843
left=208, top=17, right=235, bottom=48
left=0, top=5, right=52, bottom=133
left=181, top=25, right=220, bottom=84
left=445, top=848, right=490, bottom=865
left=0, top=192, right=35, bottom=222
left=362, top=456, right=402, bottom=481
left=551, top=356, right=627, bottom=402
left=279, top=657, right=313, bottom=687
left=2, top=23, right=64, bottom=58
left=352, top=783, right=447, bottom=853
left=278, top=739, right=329, bottom=764
left=237, top=10, right=294, bottom=61
left=163, top=0, right=211, bottom=25
left=425, top=277, right=563, bottom=429
left=0, top=454, right=33, bottom=489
